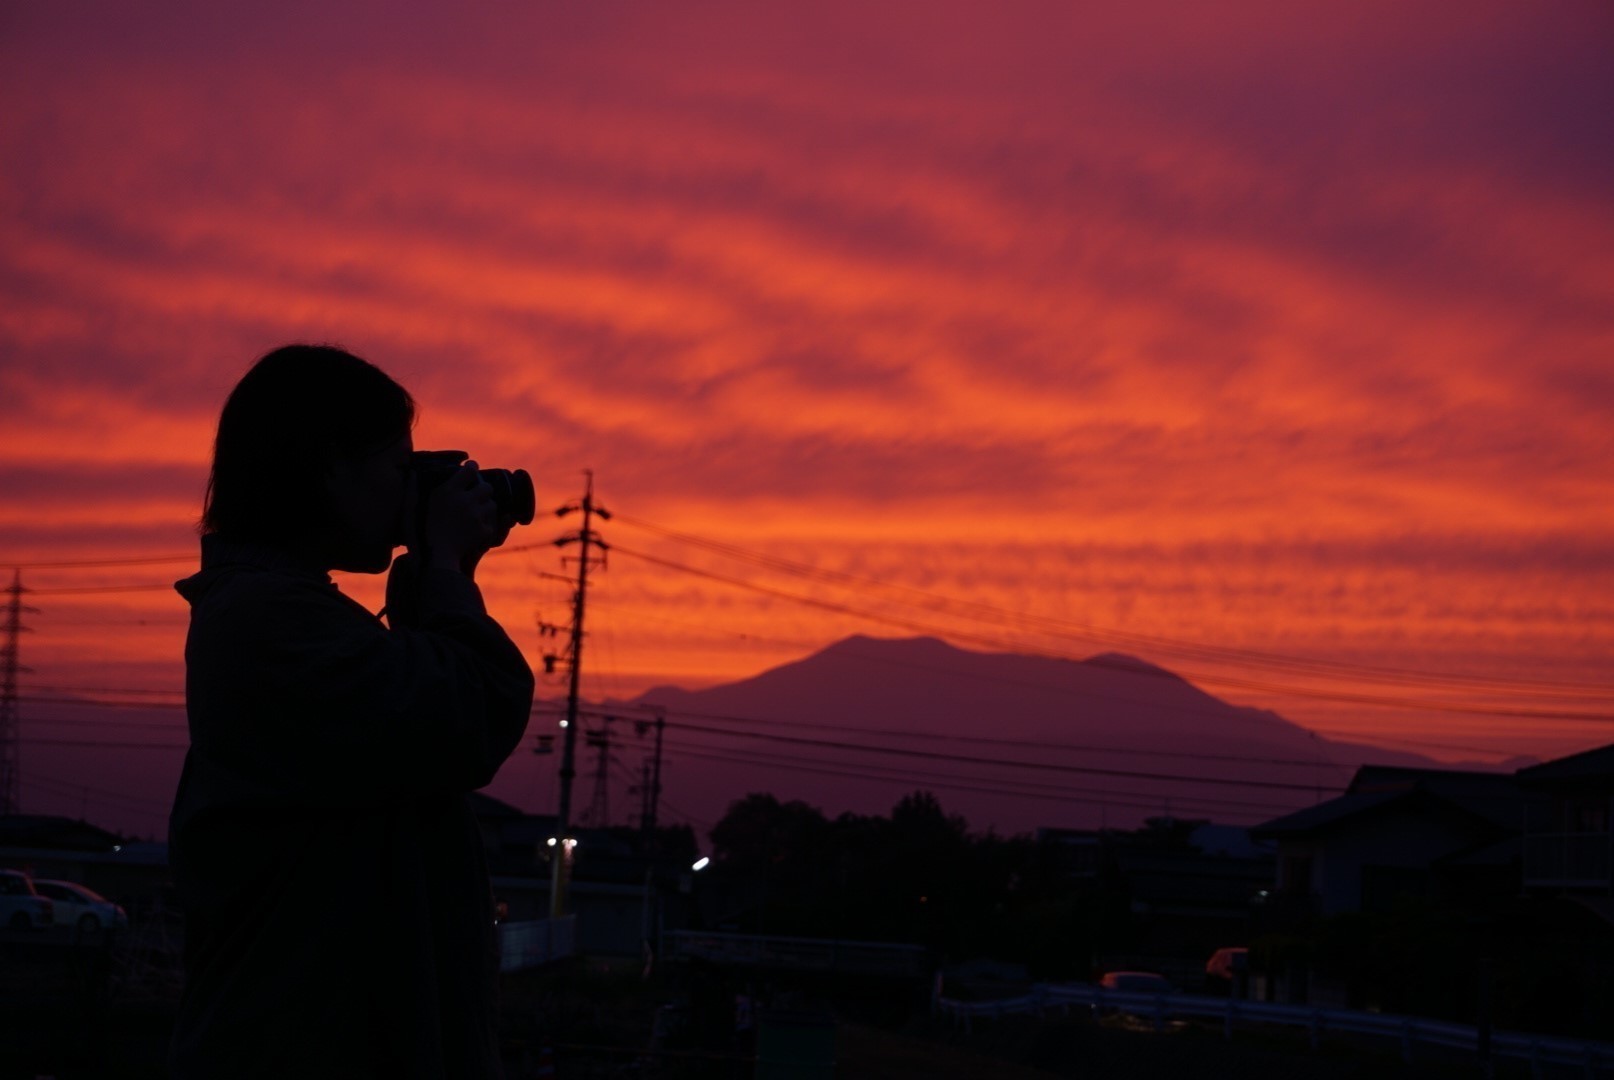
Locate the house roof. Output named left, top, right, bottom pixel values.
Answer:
left=1254, top=766, right=1528, bottom=838
left=1113, top=848, right=1273, bottom=907
left=0, top=814, right=125, bottom=852
left=467, top=791, right=527, bottom=819
left=1190, top=823, right=1273, bottom=860
left=1516, top=743, right=1614, bottom=787
left=1347, top=766, right=1525, bottom=830
left=1252, top=791, right=1404, bottom=838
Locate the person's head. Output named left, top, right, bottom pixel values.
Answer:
left=202, top=344, right=417, bottom=572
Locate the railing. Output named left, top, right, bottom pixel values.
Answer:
left=1524, top=832, right=1613, bottom=888
left=498, top=915, right=575, bottom=972
left=669, top=930, right=928, bottom=977
left=935, top=982, right=1614, bottom=1074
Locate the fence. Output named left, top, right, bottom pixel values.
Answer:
left=935, top=982, right=1614, bottom=1075
left=498, top=915, right=575, bottom=972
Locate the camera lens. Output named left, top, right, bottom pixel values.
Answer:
left=482, top=468, right=536, bottom=526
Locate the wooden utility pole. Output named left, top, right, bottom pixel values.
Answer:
left=550, top=472, right=608, bottom=918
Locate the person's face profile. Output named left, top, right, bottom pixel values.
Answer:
left=323, top=432, right=414, bottom=573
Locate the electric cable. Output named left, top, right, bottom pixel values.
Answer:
left=610, top=545, right=1614, bottom=724
left=612, top=513, right=1614, bottom=696
left=666, top=745, right=1287, bottom=824
left=659, top=732, right=1310, bottom=815
left=539, top=705, right=1343, bottom=794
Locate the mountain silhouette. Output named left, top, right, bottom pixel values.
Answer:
left=604, top=634, right=1528, bottom=835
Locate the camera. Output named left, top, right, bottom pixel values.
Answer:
left=412, top=450, right=536, bottom=531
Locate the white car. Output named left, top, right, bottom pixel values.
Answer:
left=33, top=879, right=128, bottom=932
left=1, top=868, right=54, bottom=930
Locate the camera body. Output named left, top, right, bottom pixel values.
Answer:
left=411, top=450, right=537, bottom=530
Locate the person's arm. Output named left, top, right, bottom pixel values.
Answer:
left=190, top=569, right=534, bottom=806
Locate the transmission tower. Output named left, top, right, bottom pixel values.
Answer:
left=549, top=471, right=609, bottom=917
left=1, top=570, right=36, bottom=815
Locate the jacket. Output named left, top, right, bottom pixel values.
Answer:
left=168, top=535, right=535, bottom=1079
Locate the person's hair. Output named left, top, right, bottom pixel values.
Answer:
left=201, top=344, right=416, bottom=543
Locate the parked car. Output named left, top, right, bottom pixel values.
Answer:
left=1099, top=971, right=1174, bottom=994
left=0, top=868, right=54, bottom=930
left=33, top=879, right=129, bottom=932
left=1205, top=946, right=1251, bottom=997
left=1093, top=970, right=1175, bottom=1020
left=1205, top=946, right=1248, bottom=981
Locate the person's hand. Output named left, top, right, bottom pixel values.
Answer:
left=417, top=461, right=498, bottom=572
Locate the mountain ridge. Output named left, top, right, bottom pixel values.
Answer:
left=592, top=634, right=1535, bottom=835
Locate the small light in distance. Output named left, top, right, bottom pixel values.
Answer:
left=691, top=856, right=710, bottom=872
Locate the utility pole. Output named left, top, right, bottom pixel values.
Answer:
left=550, top=472, right=609, bottom=918
left=636, top=759, right=654, bottom=840
left=633, top=711, right=666, bottom=852
left=584, top=718, right=614, bottom=827
left=1, top=571, right=35, bottom=816
left=634, top=710, right=667, bottom=963
left=647, top=712, right=664, bottom=845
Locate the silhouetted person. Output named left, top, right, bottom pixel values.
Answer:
left=168, top=345, right=535, bottom=1079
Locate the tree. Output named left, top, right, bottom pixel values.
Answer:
left=710, top=793, right=828, bottom=871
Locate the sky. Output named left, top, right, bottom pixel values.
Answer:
left=2, top=1, right=1612, bottom=836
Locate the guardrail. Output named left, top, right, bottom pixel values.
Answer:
left=669, top=929, right=928, bottom=977
left=497, top=916, right=575, bottom=972
left=935, top=982, right=1614, bottom=1074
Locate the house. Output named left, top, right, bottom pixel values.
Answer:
left=0, top=815, right=172, bottom=915
left=1248, top=749, right=1614, bottom=1019
left=1035, top=818, right=1273, bottom=985
left=1518, top=743, right=1614, bottom=904
left=1252, top=766, right=1533, bottom=918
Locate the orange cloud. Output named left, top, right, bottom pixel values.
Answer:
left=2, top=0, right=1612, bottom=828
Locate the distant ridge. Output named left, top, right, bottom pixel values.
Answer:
left=605, top=634, right=1529, bottom=836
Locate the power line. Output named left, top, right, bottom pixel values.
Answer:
left=609, top=545, right=1614, bottom=724
left=524, top=618, right=1573, bottom=767
left=552, top=699, right=1346, bottom=772
left=669, top=746, right=1284, bottom=825
left=21, top=696, right=186, bottom=710
left=613, top=514, right=1614, bottom=698
left=661, top=735, right=1305, bottom=816
left=27, top=583, right=179, bottom=596
left=12, top=515, right=1609, bottom=702
left=20, top=716, right=184, bottom=729
left=24, top=685, right=182, bottom=697
left=1307, top=729, right=1538, bottom=760
left=665, top=721, right=1334, bottom=794
left=22, top=737, right=186, bottom=750
left=0, top=536, right=561, bottom=579
left=20, top=521, right=1607, bottom=711
left=2, top=555, right=194, bottom=570
left=24, top=681, right=1348, bottom=783
left=611, top=711, right=1339, bottom=795
left=23, top=768, right=175, bottom=812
